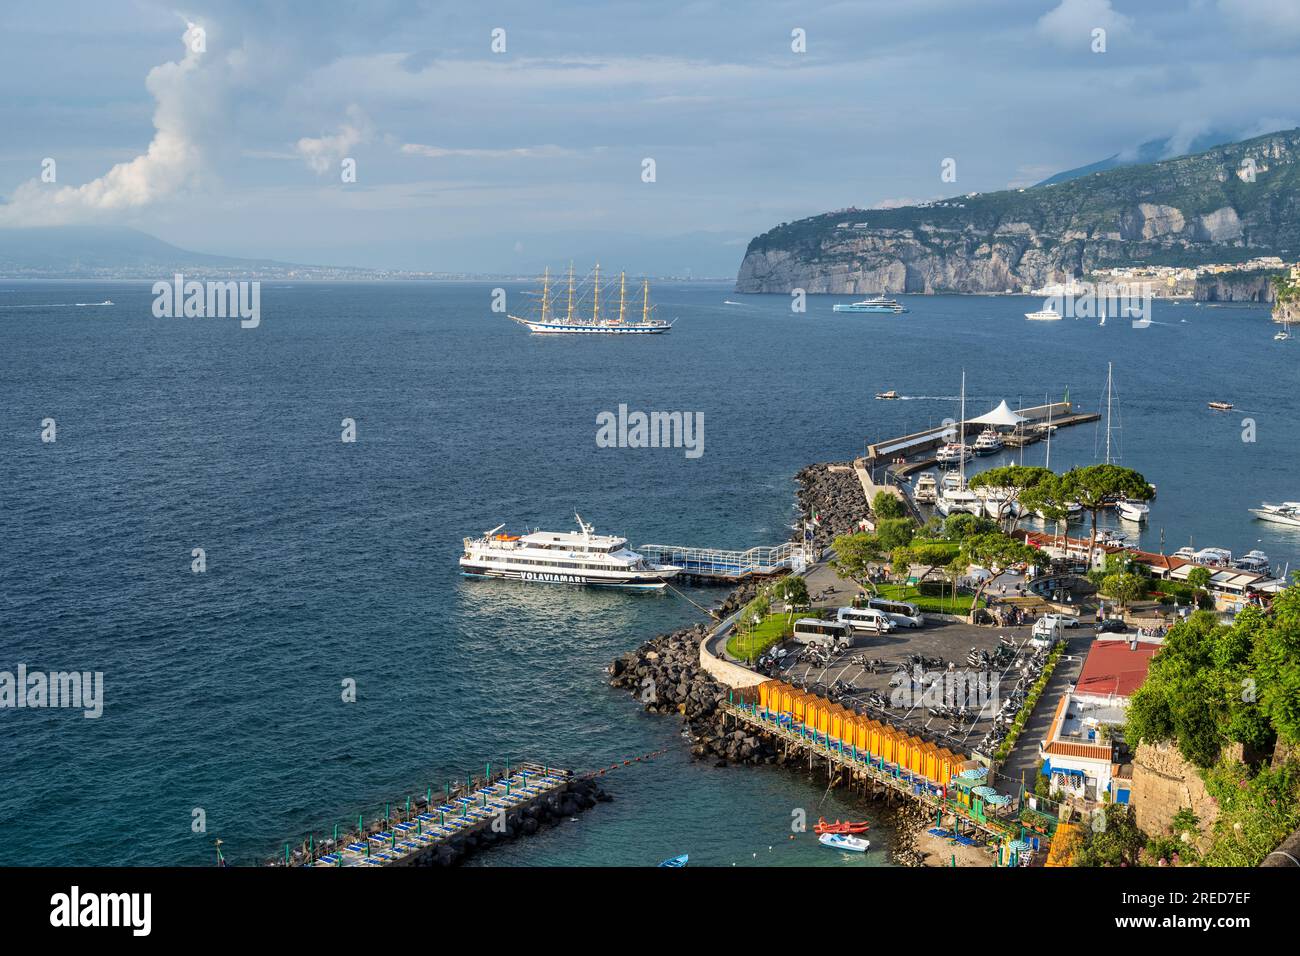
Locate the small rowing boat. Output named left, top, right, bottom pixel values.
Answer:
left=814, top=818, right=869, bottom=835
left=658, top=854, right=689, bottom=867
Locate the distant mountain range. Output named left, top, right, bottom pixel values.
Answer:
left=736, top=128, right=1300, bottom=294
left=0, top=225, right=744, bottom=280
left=0, top=226, right=393, bottom=279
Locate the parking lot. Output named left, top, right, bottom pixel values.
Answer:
left=766, top=616, right=1065, bottom=760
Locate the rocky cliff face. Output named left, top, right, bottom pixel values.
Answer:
left=736, top=129, right=1300, bottom=294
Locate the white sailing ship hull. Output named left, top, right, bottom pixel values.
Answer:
left=516, top=319, right=670, bottom=334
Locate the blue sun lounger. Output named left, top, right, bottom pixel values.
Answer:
left=345, top=842, right=368, bottom=854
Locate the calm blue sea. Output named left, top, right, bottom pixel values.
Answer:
left=0, top=280, right=1295, bottom=866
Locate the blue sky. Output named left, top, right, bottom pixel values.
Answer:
left=1, top=0, right=1298, bottom=274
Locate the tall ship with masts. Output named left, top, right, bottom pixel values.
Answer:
left=508, top=264, right=674, bottom=334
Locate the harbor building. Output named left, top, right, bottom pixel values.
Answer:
left=1039, top=639, right=1158, bottom=805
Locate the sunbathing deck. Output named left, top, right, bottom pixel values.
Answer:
left=293, top=762, right=573, bottom=867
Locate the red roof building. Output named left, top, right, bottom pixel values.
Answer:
left=1075, top=639, right=1159, bottom=702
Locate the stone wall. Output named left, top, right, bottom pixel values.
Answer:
left=1130, top=741, right=1225, bottom=850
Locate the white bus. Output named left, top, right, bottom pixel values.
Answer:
left=791, top=618, right=852, bottom=650
left=835, top=606, right=896, bottom=635
left=864, top=597, right=924, bottom=628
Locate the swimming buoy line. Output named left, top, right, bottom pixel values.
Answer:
left=582, top=747, right=673, bottom=776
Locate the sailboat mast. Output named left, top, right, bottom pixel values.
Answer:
left=1105, top=361, right=1113, bottom=466
left=593, top=262, right=600, bottom=323
left=618, top=272, right=626, bottom=324
left=959, top=370, right=967, bottom=483
left=566, top=263, right=575, bottom=322
left=541, top=266, right=550, bottom=322
left=642, top=280, right=650, bottom=323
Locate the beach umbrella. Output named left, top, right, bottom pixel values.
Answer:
left=973, top=785, right=997, bottom=798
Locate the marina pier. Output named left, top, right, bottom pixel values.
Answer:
left=638, top=541, right=810, bottom=582
left=865, top=401, right=1100, bottom=480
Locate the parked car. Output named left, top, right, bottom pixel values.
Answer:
left=1096, top=618, right=1128, bottom=634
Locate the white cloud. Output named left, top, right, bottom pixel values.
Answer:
left=1036, top=0, right=1132, bottom=48
left=296, top=106, right=371, bottom=175
left=1217, top=0, right=1300, bottom=43
left=0, top=24, right=208, bottom=226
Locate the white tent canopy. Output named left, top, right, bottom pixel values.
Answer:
left=969, top=400, right=1027, bottom=427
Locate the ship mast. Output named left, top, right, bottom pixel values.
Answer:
left=959, top=369, right=967, bottom=485
left=1104, top=361, right=1113, bottom=465
left=592, top=262, right=601, bottom=323
left=566, top=262, right=575, bottom=322
left=618, top=271, right=626, bottom=324
left=642, top=279, right=650, bottom=324
left=541, top=266, right=550, bottom=322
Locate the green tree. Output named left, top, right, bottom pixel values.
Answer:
left=771, top=575, right=809, bottom=624
left=872, top=490, right=907, bottom=520
left=830, top=532, right=884, bottom=595
left=1101, top=571, right=1145, bottom=609
left=957, top=532, right=1045, bottom=614
left=1058, top=465, right=1154, bottom=569
left=1185, top=565, right=1211, bottom=605
left=968, top=464, right=1055, bottom=532
left=1126, top=609, right=1269, bottom=767
left=1075, top=804, right=1146, bottom=867
left=875, top=517, right=915, bottom=552
left=941, top=511, right=995, bottom=542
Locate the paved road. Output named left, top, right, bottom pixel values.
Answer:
left=997, top=628, right=1095, bottom=788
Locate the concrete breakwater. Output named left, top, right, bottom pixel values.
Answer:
left=794, top=462, right=872, bottom=545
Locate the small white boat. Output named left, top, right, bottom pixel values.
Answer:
left=1275, top=330, right=1291, bottom=341
left=935, top=442, right=973, bottom=465
left=1208, top=400, right=1234, bottom=411
left=913, top=472, right=938, bottom=504
left=1116, top=499, right=1149, bottom=523
left=876, top=390, right=900, bottom=400
left=819, top=832, right=870, bottom=853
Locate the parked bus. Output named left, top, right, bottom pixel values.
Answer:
left=791, top=618, right=852, bottom=650
left=864, top=597, right=924, bottom=628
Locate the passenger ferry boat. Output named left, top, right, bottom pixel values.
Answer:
left=1025, top=307, right=1062, bottom=321
left=460, top=514, right=681, bottom=589
left=833, top=295, right=908, bottom=314
left=508, top=265, right=673, bottom=334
